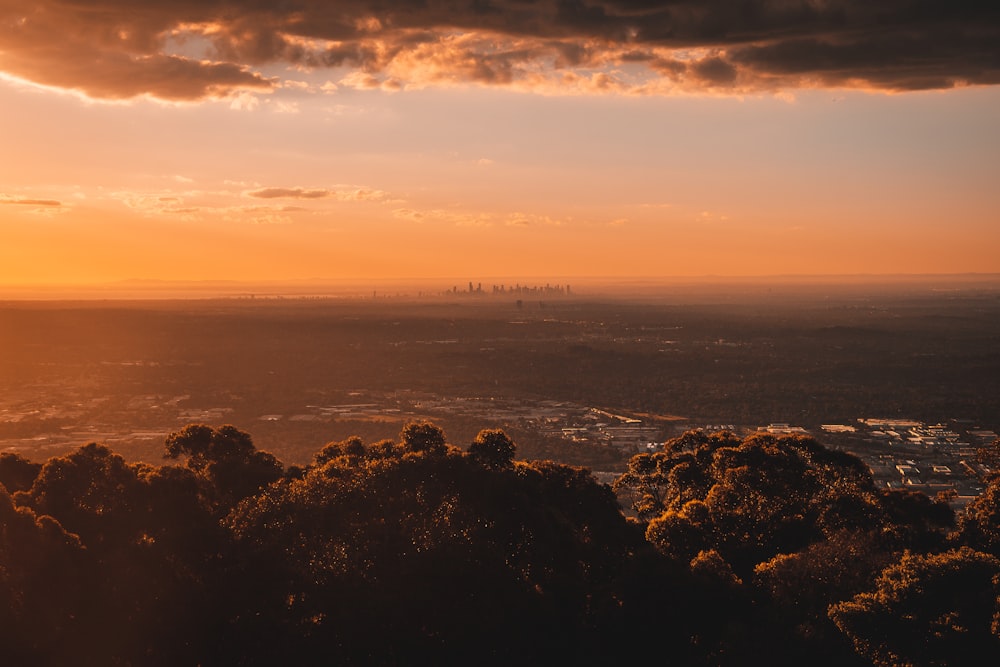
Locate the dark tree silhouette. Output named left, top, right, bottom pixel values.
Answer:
left=225, top=426, right=664, bottom=665
left=0, top=487, right=87, bottom=666
left=468, top=428, right=516, bottom=468
left=829, top=548, right=1000, bottom=666
left=1, top=420, right=991, bottom=666
left=956, top=472, right=1000, bottom=557
left=164, top=423, right=283, bottom=510
left=399, top=420, right=448, bottom=454
left=313, top=435, right=366, bottom=466
left=19, top=442, right=143, bottom=545
left=15, top=440, right=240, bottom=665
left=0, top=452, right=41, bottom=492
left=618, top=430, right=962, bottom=666
left=630, top=431, right=880, bottom=577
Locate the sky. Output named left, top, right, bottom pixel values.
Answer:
left=1, top=0, right=998, bottom=286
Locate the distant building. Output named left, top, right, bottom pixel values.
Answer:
left=969, top=429, right=998, bottom=444
left=861, top=418, right=923, bottom=430
left=601, top=425, right=662, bottom=451
left=908, top=425, right=961, bottom=447
left=761, top=423, right=809, bottom=435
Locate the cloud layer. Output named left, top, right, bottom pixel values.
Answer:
left=1, top=1, right=997, bottom=100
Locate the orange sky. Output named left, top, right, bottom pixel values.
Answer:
left=1, top=1, right=998, bottom=286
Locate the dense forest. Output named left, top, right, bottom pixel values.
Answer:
left=2, top=422, right=1000, bottom=666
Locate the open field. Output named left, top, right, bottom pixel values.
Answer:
left=1, top=278, right=998, bottom=473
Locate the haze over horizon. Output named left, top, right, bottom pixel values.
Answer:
left=2, top=1, right=998, bottom=285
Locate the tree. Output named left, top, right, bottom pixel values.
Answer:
left=974, top=437, right=1000, bottom=478
left=313, top=435, right=366, bottom=466
left=16, top=441, right=236, bottom=665
left=19, top=442, right=142, bottom=545
left=0, top=452, right=41, bottom=492
left=468, top=428, right=516, bottom=469
left=632, top=432, right=880, bottom=577
left=956, top=473, right=1000, bottom=557
left=829, top=547, right=1000, bottom=666
left=225, top=425, right=655, bottom=665
left=752, top=531, right=897, bottom=666
left=15, top=418, right=992, bottom=665
left=164, top=423, right=216, bottom=469
left=164, top=423, right=283, bottom=509
left=0, top=487, right=88, bottom=665
left=612, top=452, right=670, bottom=520
left=400, top=421, right=448, bottom=455
left=876, top=489, right=954, bottom=553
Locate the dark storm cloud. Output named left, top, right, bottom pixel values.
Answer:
left=0, top=1, right=997, bottom=99
left=691, top=56, right=738, bottom=86
left=728, top=25, right=1000, bottom=90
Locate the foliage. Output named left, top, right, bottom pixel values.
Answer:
left=955, top=472, right=1000, bottom=558
left=616, top=430, right=963, bottom=665
left=626, top=431, right=884, bottom=576
left=225, top=422, right=649, bottom=664
left=467, top=428, right=516, bottom=468
left=0, top=421, right=993, bottom=665
left=164, top=423, right=283, bottom=510
left=0, top=453, right=41, bottom=493
left=0, top=487, right=86, bottom=665
left=829, top=548, right=1000, bottom=666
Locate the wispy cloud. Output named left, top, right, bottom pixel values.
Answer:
left=246, top=188, right=331, bottom=200
left=105, top=187, right=326, bottom=223
left=393, top=206, right=578, bottom=228
left=0, top=196, right=61, bottom=207
left=0, top=1, right=995, bottom=101
left=505, top=212, right=562, bottom=227
left=246, top=186, right=391, bottom=202
left=392, top=208, right=491, bottom=227
left=0, top=193, right=65, bottom=217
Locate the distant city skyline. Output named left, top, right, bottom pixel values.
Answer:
left=1, top=1, right=998, bottom=285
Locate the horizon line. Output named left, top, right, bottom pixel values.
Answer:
left=1, top=272, right=999, bottom=301
left=3, top=271, right=1000, bottom=288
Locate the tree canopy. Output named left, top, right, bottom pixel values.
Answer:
left=1, top=424, right=996, bottom=665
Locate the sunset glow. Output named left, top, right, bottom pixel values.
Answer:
left=2, top=1, right=998, bottom=286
